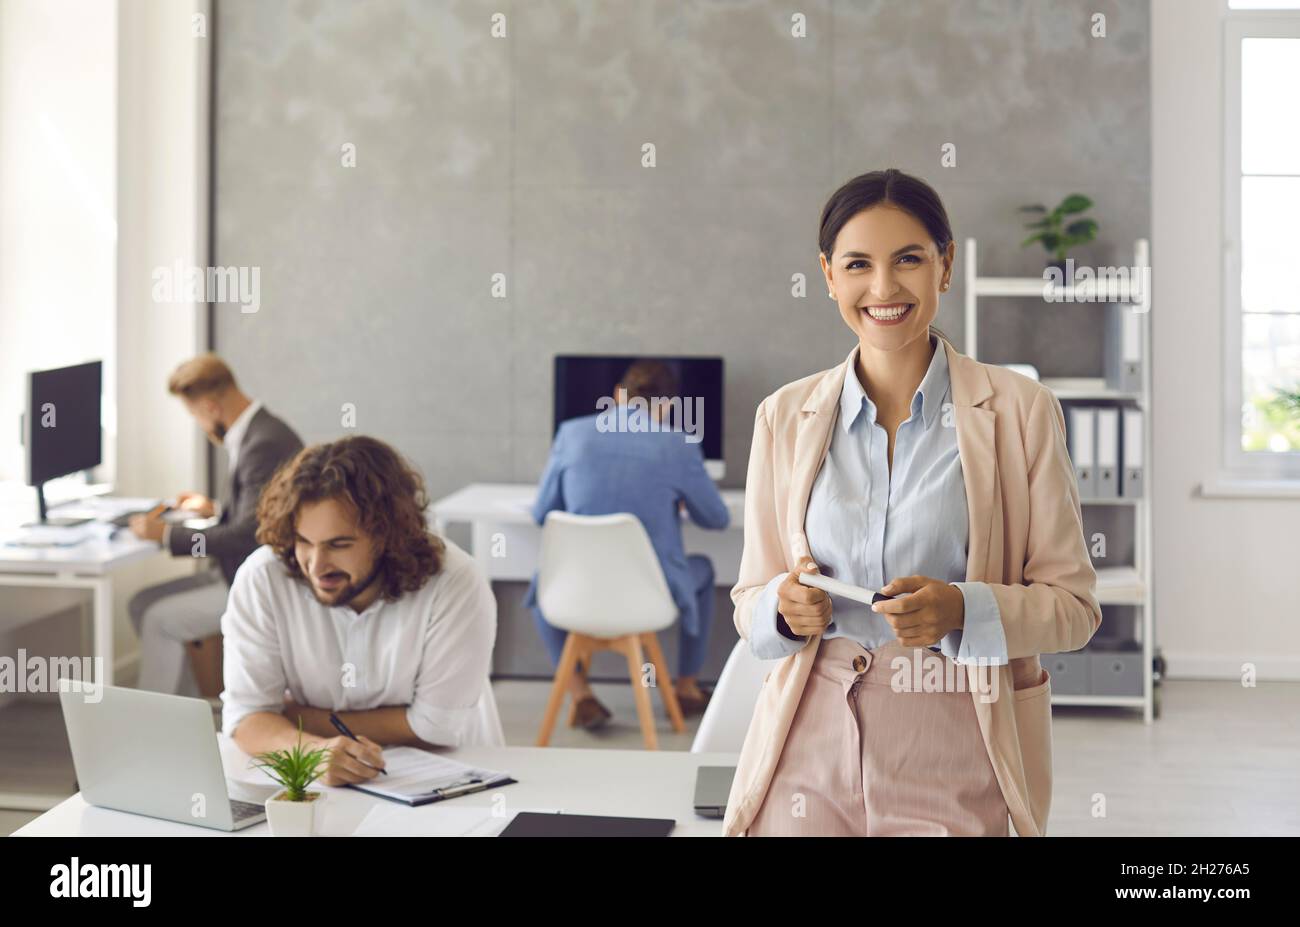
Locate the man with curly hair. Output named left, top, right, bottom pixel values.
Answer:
left=220, top=435, right=503, bottom=785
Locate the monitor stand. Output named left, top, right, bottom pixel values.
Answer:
left=25, top=516, right=94, bottom=527
left=23, top=482, right=94, bottom=528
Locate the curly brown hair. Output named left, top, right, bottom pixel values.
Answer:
left=256, top=435, right=444, bottom=600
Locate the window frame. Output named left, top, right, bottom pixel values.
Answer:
left=1222, top=11, right=1300, bottom=481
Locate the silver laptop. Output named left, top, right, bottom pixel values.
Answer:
left=59, top=681, right=267, bottom=831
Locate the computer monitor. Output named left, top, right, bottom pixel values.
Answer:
left=24, top=360, right=103, bottom=524
left=553, top=354, right=724, bottom=479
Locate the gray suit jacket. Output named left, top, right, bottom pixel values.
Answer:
left=167, top=406, right=303, bottom=585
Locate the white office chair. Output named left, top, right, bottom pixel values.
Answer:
left=690, top=638, right=770, bottom=753
left=535, top=511, right=686, bottom=750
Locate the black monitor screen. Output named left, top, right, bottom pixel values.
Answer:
left=553, top=355, right=723, bottom=462
left=26, top=361, right=103, bottom=486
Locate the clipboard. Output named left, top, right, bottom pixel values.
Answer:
left=351, top=775, right=518, bottom=807
left=342, top=745, right=517, bottom=806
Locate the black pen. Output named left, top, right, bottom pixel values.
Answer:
left=329, top=712, right=388, bottom=775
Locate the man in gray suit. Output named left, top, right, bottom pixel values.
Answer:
left=128, top=354, right=302, bottom=696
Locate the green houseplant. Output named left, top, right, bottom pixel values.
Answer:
left=1019, top=194, right=1099, bottom=273
left=1245, top=385, right=1300, bottom=452
left=250, top=719, right=332, bottom=836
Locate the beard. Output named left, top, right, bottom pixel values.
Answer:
left=311, top=562, right=381, bottom=608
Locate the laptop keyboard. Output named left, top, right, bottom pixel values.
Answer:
left=231, top=799, right=265, bottom=822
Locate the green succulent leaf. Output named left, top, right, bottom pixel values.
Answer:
left=249, top=717, right=331, bottom=801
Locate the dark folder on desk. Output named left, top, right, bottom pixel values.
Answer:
left=498, top=812, right=675, bottom=837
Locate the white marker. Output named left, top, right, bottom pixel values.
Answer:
left=797, top=572, right=893, bottom=607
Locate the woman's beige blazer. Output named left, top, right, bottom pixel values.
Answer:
left=724, top=338, right=1102, bottom=837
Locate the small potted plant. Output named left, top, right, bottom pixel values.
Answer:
left=250, top=719, right=332, bottom=837
left=1019, top=194, right=1099, bottom=275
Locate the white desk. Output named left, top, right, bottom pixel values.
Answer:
left=0, top=505, right=161, bottom=690
left=14, top=735, right=736, bottom=837
left=0, top=525, right=159, bottom=813
left=0, top=487, right=165, bottom=811
left=431, top=482, right=747, bottom=586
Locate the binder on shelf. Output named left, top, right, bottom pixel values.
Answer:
left=1068, top=406, right=1097, bottom=498
left=1122, top=407, right=1144, bottom=497
left=966, top=237, right=1151, bottom=716
left=1105, top=304, right=1143, bottom=391
left=1094, top=565, right=1145, bottom=600
left=1096, top=408, right=1119, bottom=498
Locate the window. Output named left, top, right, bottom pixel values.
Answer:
left=1223, top=9, right=1300, bottom=479
left=0, top=0, right=116, bottom=484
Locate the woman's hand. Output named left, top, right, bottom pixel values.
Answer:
left=871, top=575, right=965, bottom=647
left=776, top=559, right=833, bottom=637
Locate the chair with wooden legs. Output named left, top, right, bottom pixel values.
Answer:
left=534, top=512, right=686, bottom=750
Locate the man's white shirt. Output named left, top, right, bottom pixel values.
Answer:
left=220, top=538, right=504, bottom=747
left=222, top=398, right=262, bottom=472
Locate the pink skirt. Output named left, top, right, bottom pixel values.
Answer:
left=746, top=637, right=1010, bottom=836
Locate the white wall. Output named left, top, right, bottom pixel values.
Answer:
left=0, top=0, right=210, bottom=686
left=112, top=0, right=211, bottom=667
left=0, top=0, right=118, bottom=709
left=0, top=0, right=117, bottom=484
left=1152, top=0, right=1300, bottom=679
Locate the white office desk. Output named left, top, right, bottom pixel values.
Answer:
left=0, top=486, right=165, bottom=811
left=0, top=505, right=161, bottom=690
left=15, top=735, right=737, bottom=837
left=431, top=482, right=747, bottom=586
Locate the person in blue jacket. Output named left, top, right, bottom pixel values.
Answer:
left=523, top=360, right=731, bottom=728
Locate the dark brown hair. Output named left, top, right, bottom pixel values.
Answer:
left=618, top=359, right=679, bottom=401
left=819, top=168, right=955, bottom=347
left=256, top=435, right=444, bottom=600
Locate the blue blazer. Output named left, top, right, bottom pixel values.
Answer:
left=523, top=409, right=730, bottom=636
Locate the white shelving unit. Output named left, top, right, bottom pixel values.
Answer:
left=964, top=237, right=1157, bottom=723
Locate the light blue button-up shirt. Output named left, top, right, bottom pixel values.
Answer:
left=749, top=337, right=1008, bottom=664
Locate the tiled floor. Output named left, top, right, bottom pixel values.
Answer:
left=4, top=678, right=1298, bottom=835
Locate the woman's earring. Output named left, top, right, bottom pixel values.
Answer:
left=828, top=290, right=835, bottom=299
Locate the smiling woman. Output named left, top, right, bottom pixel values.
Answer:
left=723, top=167, right=1102, bottom=837
left=819, top=168, right=956, bottom=356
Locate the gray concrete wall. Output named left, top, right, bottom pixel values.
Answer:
left=213, top=0, right=1150, bottom=680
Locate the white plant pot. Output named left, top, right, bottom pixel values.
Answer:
left=265, top=790, right=326, bottom=837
